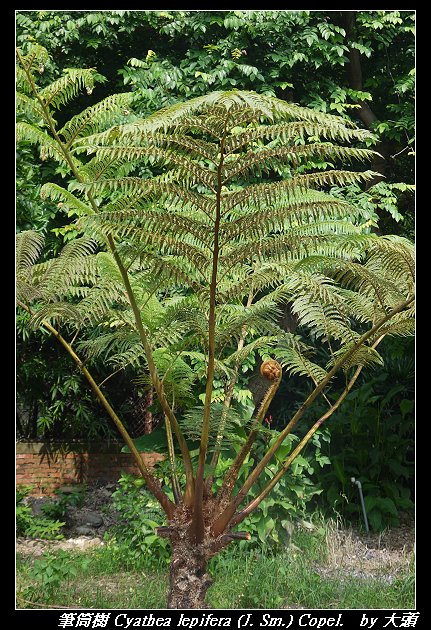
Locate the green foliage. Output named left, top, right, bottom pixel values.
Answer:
left=109, top=473, right=171, bottom=568
left=16, top=52, right=414, bottom=451
left=117, top=429, right=329, bottom=552
left=215, top=431, right=331, bottom=548
left=16, top=10, right=414, bottom=249
left=24, top=550, right=89, bottom=602
left=16, top=523, right=415, bottom=609
left=208, top=516, right=414, bottom=609
left=16, top=10, right=414, bottom=413
left=16, top=328, right=120, bottom=441
left=40, top=486, right=86, bottom=520
left=305, top=338, right=414, bottom=530
left=16, top=485, right=65, bottom=540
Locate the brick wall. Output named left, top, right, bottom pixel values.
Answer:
left=16, top=442, right=164, bottom=495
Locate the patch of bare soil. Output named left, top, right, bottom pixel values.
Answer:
left=16, top=535, right=104, bottom=557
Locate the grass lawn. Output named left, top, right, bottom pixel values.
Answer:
left=16, top=519, right=415, bottom=610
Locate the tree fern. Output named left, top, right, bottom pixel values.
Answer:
left=16, top=44, right=414, bottom=608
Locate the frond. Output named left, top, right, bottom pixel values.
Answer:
left=59, top=92, right=135, bottom=147
left=15, top=83, right=414, bottom=410
left=16, top=91, right=45, bottom=121
left=80, top=130, right=220, bottom=163
left=76, top=282, right=128, bottom=326
left=221, top=144, right=377, bottom=184
left=222, top=170, right=380, bottom=214
left=224, top=335, right=279, bottom=367
left=74, top=89, right=361, bottom=149
left=28, top=302, right=83, bottom=329
left=81, top=206, right=213, bottom=250
left=16, top=230, right=45, bottom=274
left=16, top=66, right=33, bottom=96
left=370, top=314, right=415, bottom=340
left=337, top=289, right=383, bottom=325
left=77, top=153, right=141, bottom=184
left=217, top=264, right=288, bottom=302
left=224, top=121, right=375, bottom=155
left=365, top=236, right=415, bottom=290
left=320, top=258, right=408, bottom=311
left=136, top=347, right=197, bottom=407
left=214, top=300, right=283, bottom=350
left=16, top=122, right=72, bottom=167
left=16, top=44, right=50, bottom=77
left=85, top=145, right=217, bottom=190
left=97, top=225, right=211, bottom=274
left=77, top=328, right=141, bottom=365
left=136, top=251, right=205, bottom=292
left=16, top=230, right=46, bottom=305
left=77, top=177, right=215, bottom=219
left=290, top=293, right=357, bottom=346
left=39, top=68, right=96, bottom=111
left=40, top=183, right=94, bottom=217
left=278, top=346, right=330, bottom=384
left=220, top=190, right=359, bottom=239
left=180, top=351, right=235, bottom=381
left=219, top=231, right=373, bottom=270
left=327, top=342, right=384, bottom=372
left=180, top=403, right=244, bottom=447
left=34, top=237, right=98, bottom=302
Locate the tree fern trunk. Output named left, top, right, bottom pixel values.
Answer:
left=144, top=387, right=153, bottom=434
left=167, top=541, right=213, bottom=609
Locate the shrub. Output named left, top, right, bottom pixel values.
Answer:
left=16, top=485, right=65, bottom=540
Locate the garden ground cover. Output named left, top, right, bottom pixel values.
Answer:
left=16, top=514, right=414, bottom=610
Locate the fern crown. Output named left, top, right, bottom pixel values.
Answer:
left=16, top=46, right=414, bottom=422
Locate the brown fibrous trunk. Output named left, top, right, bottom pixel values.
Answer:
left=160, top=502, right=233, bottom=609
left=167, top=541, right=213, bottom=608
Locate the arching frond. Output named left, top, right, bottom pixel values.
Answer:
left=19, top=237, right=98, bottom=310
left=81, top=207, right=213, bottom=249
left=29, top=302, right=84, bottom=329
left=223, top=121, right=374, bottom=155
left=40, top=183, right=94, bottom=217
left=16, top=230, right=45, bottom=274
left=365, top=235, right=415, bottom=289
left=327, top=342, right=384, bottom=372
left=16, top=122, right=72, bottom=167
left=277, top=345, right=330, bottom=384
left=219, top=195, right=359, bottom=243
left=221, top=170, right=380, bottom=214
left=214, top=300, right=283, bottom=350
left=16, top=44, right=50, bottom=78
left=221, top=144, right=376, bottom=184
left=224, top=335, right=279, bottom=367
left=59, top=92, right=135, bottom=147
left=39, top=68, right=96, bottom=111
left=16, top=91, right=45, bottom=121
left=180, top=404, right=245, bottom=447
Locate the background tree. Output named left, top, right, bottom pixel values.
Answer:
left=16, top=10, right=414, bottom=231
